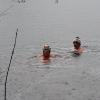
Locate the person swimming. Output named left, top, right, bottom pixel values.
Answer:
left=42, top=44, right=51, bottom=60
left=73, top=37, right=81, bottom=50
left=41, top=44, right=57, bottom=60
left=73, top=37, right=84, bottom=54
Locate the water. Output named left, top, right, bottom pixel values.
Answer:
left=0, top=0, right=100, bottom=100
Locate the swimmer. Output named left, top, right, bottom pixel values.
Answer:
left=73, top=37, right=84, bottom=54
left=29, top=44, right=62, bottom=63
left=40, top=44, right=55, bottom=60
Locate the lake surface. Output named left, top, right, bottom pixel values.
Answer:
left=0, top=0, right=100, bottom=100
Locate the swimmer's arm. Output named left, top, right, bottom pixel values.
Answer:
left=50, top=54, right=62, bottom=58
left=39, top=55, right=42, bottom=57
left=27, top=55, right=37, bottom=60
left=28, top=54, right=42, bottom=59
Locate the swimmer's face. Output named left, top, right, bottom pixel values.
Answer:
left=73, top=41, right=81, bottom=49
left=43, top=48, right=51, bottom=57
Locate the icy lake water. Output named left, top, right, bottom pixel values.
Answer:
left=0, top=0, right=100, bottom=100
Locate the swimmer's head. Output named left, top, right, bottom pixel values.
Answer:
left=73, top=37, right=81, bottom=49
left=43, top=44, right=51, bottom=58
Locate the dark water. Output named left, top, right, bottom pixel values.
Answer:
left=0, top=0, right=100, bottom=100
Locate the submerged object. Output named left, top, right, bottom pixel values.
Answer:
left=73, top=50, right=80, bottom=56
